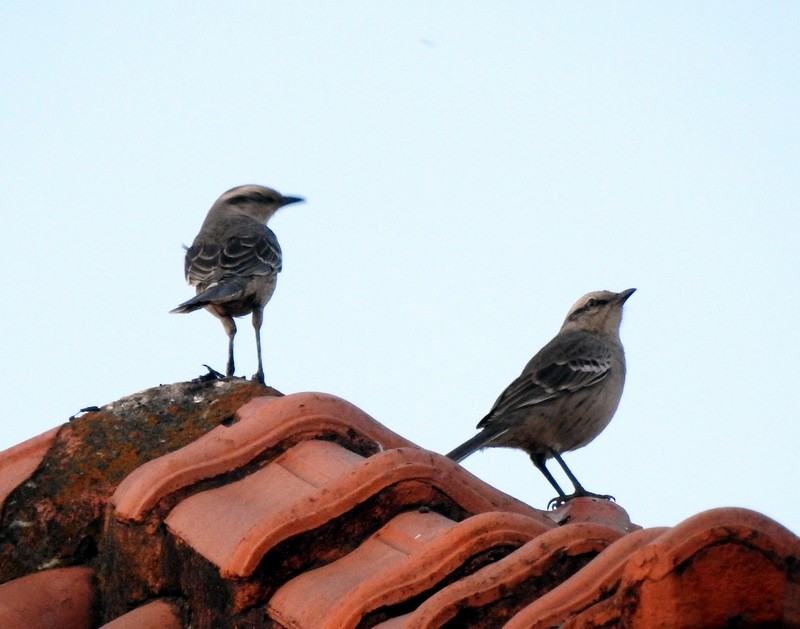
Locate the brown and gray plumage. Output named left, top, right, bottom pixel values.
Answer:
left=171, top=185, right=303, bottom=384
left=447, top=288, right=635, bottom=504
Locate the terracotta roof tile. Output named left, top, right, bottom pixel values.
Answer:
left=371, top=521, right=627, bottom=628
left=0, top=566, right=95, bottom=629
left=1, top=379, right=798, bottom=628
left=0, top=380, right=273, bottom=585
left=545, top=492, right=640, bottom=532
left=0, top=426, right=60, bottom=510
left=165, top=440, right=547, bottom=579
left=112, top=391, right=413, bottom=522
left=165, top=439, right=366, bottom=577
left=505, top=507, right=800, bottom=629
left=98, top=599, right=181, bottom=629
left=268, top=510, right=550, bottom=628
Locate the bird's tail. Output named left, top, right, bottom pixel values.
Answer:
left=170, top=295, right=209, bottom=314
left=170, top=280, right=245, bottom=314
left=446, top=424, right=508, bottom=462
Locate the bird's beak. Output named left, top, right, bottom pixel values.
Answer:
left=280, top=195, right=304, bottom=207
left=616, top=288, right=636, bottom=303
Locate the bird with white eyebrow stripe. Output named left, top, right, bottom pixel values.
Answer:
left=171, top=185, right=304, bottom=384
left=447, top=288, right=636, bottom=506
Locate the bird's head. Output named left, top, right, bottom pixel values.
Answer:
left=560, top=288, right=636, bottom=336
left=214, top=184, right=304, bottom=223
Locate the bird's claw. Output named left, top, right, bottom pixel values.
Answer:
left=251, top=372, right=265, bottom=385
left=195, top=365, right=225, bottom=382
left=548, top=491, right=615, bottom=510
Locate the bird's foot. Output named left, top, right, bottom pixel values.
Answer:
left=194, top=365, right=226, bottom=382
left=251, top=370, right=265, bottom=385
left=548, top=491, right=615, bottom=510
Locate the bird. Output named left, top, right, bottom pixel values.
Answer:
left=447, top=288, right=636, bottom=506
left=171, top=184, right=303, bottom=384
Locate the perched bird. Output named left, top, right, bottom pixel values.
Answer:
left=447, top=288, right=635, bottom=505
left=171, top=185, right=303, bottom=384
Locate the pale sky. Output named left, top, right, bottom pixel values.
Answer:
left=1, top=3, right=798, bottom=534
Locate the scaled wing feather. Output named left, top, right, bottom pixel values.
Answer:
left=185, top=226, right=282, bottom=286
left=478, top=338, right=612, bottom=427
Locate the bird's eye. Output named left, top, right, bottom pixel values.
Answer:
left=248, top=192, right=277, bottom=205
left=586, top=299, right=599, bottom=308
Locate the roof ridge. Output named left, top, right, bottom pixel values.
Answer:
left=1, top=381, right=797, bottom=627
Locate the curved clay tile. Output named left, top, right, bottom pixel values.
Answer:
left=508, top=507, right=800, bottom=628
left=0, top=566, right=95, bottom=629
left=267, top=510, right=551, bottom=629
left=165, top=443, right=548, bottom=578
left=504, top=526, right=668, bottom=629
left=373, top=521, right=627, bottom=628
left=3, top=381, right=799, bottom=629
left=0, top=427, right=60, bottom=510
left=112, top=392, right=413, bottom=522
left=546, top=494, right=640, bottom=532
left=99, top=599, right=181, bottom=629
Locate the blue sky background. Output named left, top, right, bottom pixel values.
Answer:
left=1, top=3, right=798, bottom=533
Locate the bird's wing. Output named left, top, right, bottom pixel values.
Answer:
left=185, top=227, right=282, bottom=286
left=478, top=335, right=612, bottom=428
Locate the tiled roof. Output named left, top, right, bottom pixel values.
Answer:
left=1, top=379, right=798, bottom=628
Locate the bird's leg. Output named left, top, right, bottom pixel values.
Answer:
left=551, top=451, right=589, bottom=494
left=219, top=316, right=237, bottom=377
left=530, top=453, right=569, bottom=508
left=251, top=307, right=265, bottom=384
left=550, top=451, right=614, bottom=505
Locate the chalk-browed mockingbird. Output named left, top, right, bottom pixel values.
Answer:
left=447, top=288, right=635, bottom=505
left=171, top=184, right=303, bottom=384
